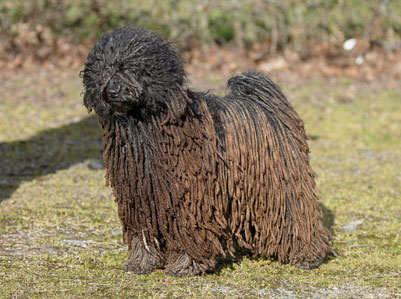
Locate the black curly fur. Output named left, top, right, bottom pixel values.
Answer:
left=81, top=26, right=330, bottom=276
left=82, top=27, right=187, bottom=121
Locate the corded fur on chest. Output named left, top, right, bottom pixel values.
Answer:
left=101, top=89, right=228, bottom=267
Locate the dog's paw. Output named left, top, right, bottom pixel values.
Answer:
left=164, top=252, right=208, bottom=277
left=125, top=237, right=165, bottom=274
left=293, top=253, right=326, bottom=270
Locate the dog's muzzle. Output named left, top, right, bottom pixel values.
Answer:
left=106, top=78, right=121, bottom=100
left=102, top=74, right=144, bottom=116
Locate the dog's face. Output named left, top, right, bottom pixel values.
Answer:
left=81, top=27, right=186, bottom=120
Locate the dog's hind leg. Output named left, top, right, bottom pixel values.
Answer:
left=288, top=230, right=329, bottom=270
left=124, top=236, right=165, bottom=274
left=164, top=252, right=209, bottom=277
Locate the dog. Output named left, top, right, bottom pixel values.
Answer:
left=81, top=26, right=330, bottom=276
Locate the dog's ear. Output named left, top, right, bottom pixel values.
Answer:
left=83, top=92, right=93, bottom=113
left=80, top=72, right=93, bottom=113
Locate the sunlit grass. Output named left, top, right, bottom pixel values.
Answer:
left=0, top=70, right=400, bottom=298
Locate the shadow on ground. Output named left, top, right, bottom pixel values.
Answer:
left=320, top=203, right=335, bottom=236
left=0, top=116, right=103, bottom=202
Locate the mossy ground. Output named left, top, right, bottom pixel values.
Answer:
left=0, top=70, right=400, bottom=298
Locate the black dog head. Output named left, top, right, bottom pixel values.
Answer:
left=81, top=27, right=186, bottom=121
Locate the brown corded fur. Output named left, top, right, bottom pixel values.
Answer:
left=81, top=26, right=330, bottom=276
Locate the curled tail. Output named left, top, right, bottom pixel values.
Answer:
left=227, top=71, right=307, bottom=149
left=227, top=71, right=288, bottom=105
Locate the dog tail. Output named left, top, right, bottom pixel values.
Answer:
left=226, top=71, right=308, bottom=153
left=226, top=71, right=305, bottom=133
left=227, top=71, right=290, bottom=109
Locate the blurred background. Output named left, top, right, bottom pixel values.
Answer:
left=1, top=0, right=400, bottom=80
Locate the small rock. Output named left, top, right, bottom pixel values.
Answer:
left=343, top=219, right=364, bottom=233
left=63, top=240, right=88, bottom=248
left=343, top=38, right=357, bottom=51
left=355, top=55, right=364, bottom=65
left=87, top=159, right=105, bottom=170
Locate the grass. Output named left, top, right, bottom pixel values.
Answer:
left=0, top=69, right=400, bottom=298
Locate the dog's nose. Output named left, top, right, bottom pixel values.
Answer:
left=107, top=79, right=121, bottom=99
